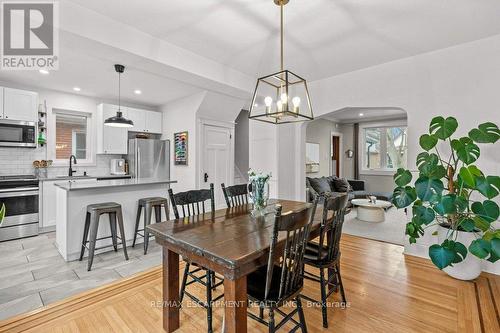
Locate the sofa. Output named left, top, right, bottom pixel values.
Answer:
left=306, top=176, right=393, bottom=205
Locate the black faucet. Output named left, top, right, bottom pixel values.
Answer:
left=68, top=155, right=77, bottom=176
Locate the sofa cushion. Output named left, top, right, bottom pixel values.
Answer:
left=307, top=177, right=332, bottom=195
left=331, top=177, right=352, bottom=192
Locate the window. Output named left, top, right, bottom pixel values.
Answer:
left=51, top=110, right=93, bottom=165
left=362, top=125, right=407, bottom=172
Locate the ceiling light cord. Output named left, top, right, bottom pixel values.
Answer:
left=118, top=71, right=121, bottom=114
left=280, top=1, right=284, bottom=72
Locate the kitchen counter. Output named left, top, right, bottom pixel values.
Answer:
left=55, top=178, right=176, bottom=261
left=54, top=178, right=175, bottom=191
left=38, top=174, right=132, bottom=181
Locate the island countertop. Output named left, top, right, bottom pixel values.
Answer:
left=54, top=178, right=177, bottom=191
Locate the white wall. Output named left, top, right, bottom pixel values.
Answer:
left=305, top=119, right=339, bottom=178
left=160, top=92, right=205, bottom=192
left=250, top=34, right=500, bottom=274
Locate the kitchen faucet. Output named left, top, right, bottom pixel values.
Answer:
left=68, top=155, right=77, bottom=176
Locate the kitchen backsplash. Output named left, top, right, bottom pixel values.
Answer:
left=0, top=146, right=122, bottom=177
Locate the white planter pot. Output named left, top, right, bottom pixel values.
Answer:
left=437, top=225, right=482, bottom=281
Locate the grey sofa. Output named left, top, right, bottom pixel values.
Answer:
left=306, top=176, right=393, bottom=205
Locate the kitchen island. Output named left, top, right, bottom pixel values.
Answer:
left=55, top=178, right=176, bottom=261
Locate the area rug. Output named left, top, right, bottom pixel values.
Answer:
left=342, top=207, right=408, bottom=245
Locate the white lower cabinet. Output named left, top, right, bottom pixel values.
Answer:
left=40, top=179, right=97, bottom=229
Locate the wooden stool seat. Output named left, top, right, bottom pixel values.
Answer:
left=80, top=202, right=128, bottom=271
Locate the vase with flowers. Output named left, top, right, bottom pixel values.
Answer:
left=248, top=169, right=271, bottom=217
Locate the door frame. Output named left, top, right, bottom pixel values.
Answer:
left=197, top=117, right=235, bottom=190
left=331, top=130, right=343, bottom=178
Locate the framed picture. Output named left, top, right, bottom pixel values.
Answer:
left=306, top=142, right=320, bottom=173
left=174, top=131, right=188, bottom=165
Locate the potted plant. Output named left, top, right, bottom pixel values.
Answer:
left=392, top=116, right=499, bottom=280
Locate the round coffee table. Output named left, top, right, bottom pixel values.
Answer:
left=350, top=199, right=392, bottom=223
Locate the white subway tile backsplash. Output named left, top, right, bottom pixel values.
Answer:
left=0, top=146, right=121, bottom=177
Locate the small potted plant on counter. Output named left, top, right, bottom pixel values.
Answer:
left=392, top=116, right=499, bottom=280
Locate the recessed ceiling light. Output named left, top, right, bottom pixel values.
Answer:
left=73, top=87, right=81, bottom=92
left=359, top=113, right=364, bottom=117
left=39, top=69, right=49, bottom=75
left=134, top=89, right=142, bottom=95
left=253, top=103, right=258, bottom=107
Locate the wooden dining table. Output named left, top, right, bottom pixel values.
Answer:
left=147, top=199, right=323, bottom=333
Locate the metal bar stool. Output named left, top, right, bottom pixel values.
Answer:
left=79, top=202, right=129, bottom=271
left=132, top=197, right=169, bottom=255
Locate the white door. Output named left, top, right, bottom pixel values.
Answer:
left=202, top=124, right=232, bottom=208
left=3, top=87, right=38, bottom=121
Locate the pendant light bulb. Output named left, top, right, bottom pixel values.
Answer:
left=264, top=96, right=273, bottom=106
left=280, top=93, right=288, bottom=104
left=292, top=96, right=301, bottom=107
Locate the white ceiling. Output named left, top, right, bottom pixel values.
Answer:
left=322, top=107, right=407, bottom=124
left=0, top=42, right=201, bottom=108
left=70, top=0, right=500, bottom=80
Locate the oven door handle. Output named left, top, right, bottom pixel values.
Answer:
left=0, top=190, right=39, bottom=198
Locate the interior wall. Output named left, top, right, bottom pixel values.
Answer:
left=305, top=118, right=339, bottom=178
left=234, top=110, right=249, bottom=180
left=339, top=124, right=354, bottom=179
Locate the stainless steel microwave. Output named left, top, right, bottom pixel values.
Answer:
left=0, top=119, right=37, bottom=148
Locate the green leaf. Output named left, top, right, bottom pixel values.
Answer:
left=471, top=200, right=499, bottom=223
left=0, top=204, right=4, bottom=227
left=392, top=186, right=417, bottom=208
left=429, top=116, right=458, bottom=140
left=429, top=244, right=455, bottom=269
left=475, top=175, right=500, bottom=199
left=487, top=252, right=499, bottom=263
left=455, top=196, right=468, bottom=212
left=394, top=168, right=412, bottom=187
left=458, top=217, right=475, bottom=232
left=451, top=137, right=480, bottom=165
left=416, top=152, right=438, bottom=171
left=483, top=230, right=500, bottom=241
left=413, top=205, right=435, bottom=225
left=473, top=216, right=490, bottom=232
left=415, top=177, right=444, bottom=202
left=459, top=165, right=482, bottom=188
left=425, top=165, right=447, bottom=180
left=491, top=238, right=500, bottom=258
left=468, top=122, right=500, bottom=143
left=434, top=194, right=458, bottom=215
left=419, top=134, right=438, bottom=151
left=469, top=239, right=491, bottom=259
left=443, top=240, right=467, bottom=264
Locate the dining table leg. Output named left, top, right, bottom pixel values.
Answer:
left=163, top=247, right=180, bottom=332
left=223, top=276, right=247, bottom=333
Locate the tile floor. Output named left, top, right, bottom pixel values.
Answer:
left=0, top=232, right=161, bottom=321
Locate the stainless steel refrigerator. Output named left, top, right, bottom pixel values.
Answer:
left=127, top=139, right=170, bottom=179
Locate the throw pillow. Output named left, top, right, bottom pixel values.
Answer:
left=332, top=177, right=352, bottom=192
left=307, top=177, right=332, bottom=195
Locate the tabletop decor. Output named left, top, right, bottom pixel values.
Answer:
left=248, top=169, right=271, bottom=216
left=391, top=116, right=499, bottom=280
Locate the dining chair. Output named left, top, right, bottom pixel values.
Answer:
left=246, top=199, right=318, bottom=333
left=221, top=183, right=248, bottom=207
left=302, top=193, right=349, bottom=328
left=168, top=183, right=222, bottom=333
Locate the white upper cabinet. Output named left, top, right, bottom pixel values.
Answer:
left=126, top=108, right=162, bottom=134
left=145, top=111, right=162, bottom=134
left=1, top=87, right=38, bottom=121
left=127, top=108, right=146, bottom=132
left=96, top=104, right=129, bottom=154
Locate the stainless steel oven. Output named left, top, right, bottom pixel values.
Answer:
left=0, top=120, right=37, bottom=148
left=0, top=175, right=39, bottom=241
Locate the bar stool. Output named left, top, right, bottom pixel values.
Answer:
left=79, top=202, right=129, bottom=271
left=132, top=197, right=169, bottom=255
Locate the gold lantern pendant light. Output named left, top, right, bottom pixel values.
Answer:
left=248, top=0, right=314, bottom=124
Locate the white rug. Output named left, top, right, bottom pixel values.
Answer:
left=342, top=207, right=408, bottom=245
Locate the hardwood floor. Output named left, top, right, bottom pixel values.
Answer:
left=0, top=235, right=498, bottom=333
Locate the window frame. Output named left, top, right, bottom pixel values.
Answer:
left=48, top=109, right=95, bottom=166
left=359, top=120, right=408, bottom=176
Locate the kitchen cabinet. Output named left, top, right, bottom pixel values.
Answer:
left=40, top=178, right=96, bottom=229
left=96, top=104, right=129, bottom=154
left=127, top=108, right=162, bottom=134
left=1, top=87, right=38, bottom=121
left=145, top=111, right=162, bottom=134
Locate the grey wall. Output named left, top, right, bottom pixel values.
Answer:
left=234, top=109, right=249, bottom=180
left=305, top=118, right=339, bottom=178
left=339, top=124, right=354, bottom=179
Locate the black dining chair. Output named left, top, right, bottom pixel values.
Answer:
left=246, top=199, right=318, bottom=333
left=221, top=183, right=248, bottom=208
left=168, top=183, right=222, bottom=333
left=302, top=193, right=349, bottom=328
